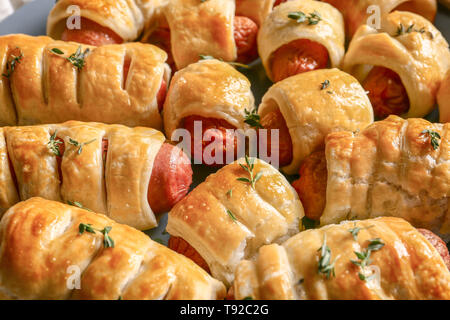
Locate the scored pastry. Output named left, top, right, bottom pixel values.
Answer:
left=0, top=198, right=226, bottom=300
left=438, top=70, right=450, bottom=123
left=256, top=68, right=374, bottom=175
left=292, top=115, right=450, bottom=240
left=166, top=157, right=304, bottom=286
left=258, top=0, right=345, bottom=82
left=343, top=11, right=450, bottom=119
left=321, top=0, right=437, bottom=38
left=232, top=217, right=450, bottom=300
left=0, top=121, right=192, bottom=230
left=0, top=34, right=170, bottom=128
left=163, top=59, right=255, bottom=166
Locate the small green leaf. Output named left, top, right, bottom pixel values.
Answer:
left=51, top=48, right=64, bottom=55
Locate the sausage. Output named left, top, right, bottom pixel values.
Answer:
left=54, top=136, right=191, bottom=214
left=274, top=0, right=288, bottom=7
left=362, top=66, right=410, bottom=119
left=61, top=17, right=123, bottom=46
left=291, top=150, right=327, bottom=221
left=271, top=39, right=329, bottom=82
left=259, top=108, right=293, bottom=167
left=157, top=79, right=167, bottom=113
left=418, top=229, right=450, bottom=270
left=168, top=236, right=210, bottom=273
left=234, top=16, right=259, bottom=63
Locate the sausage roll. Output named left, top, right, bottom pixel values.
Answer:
left=438, top=70, right=450, bottom=123
left=343, top=11, right=450, bottom=119
left=166, top=157, right=304, bottom=286
left=232, top=217, right=450, bottom=300
left=0, top=34, right=170, bottom=128
left=257, top=68, right=374, bottom=175
left=258, top=0, right=345, bottom=82
left=163, top=59, right=255, bottom=165
left=0, top=198, right=226, bottom=300
left=0, top=121, right=192, bottom=230
left=321, top=0, right=437, bottom=38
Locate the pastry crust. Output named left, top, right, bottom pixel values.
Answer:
left=236, top=0, right=275, bottom=26
left=343, top=11, right=450, bottom=118
left=1, top=121, right=167, bottom=230
left=438, top=70, right=450, bottom=123
left=163, top=59, right=255, bottom=140
left=258, top=0, right=345, bottom=81
left=0, top=34, right=169, bottom=129
left=258, top=68, right=374, bottom=175
left=321, top=116, right=450, bottom=240
left=164, top=0, right=237, bottom=70
left=0, top=130, right=19, bottom=217
left=233, top=217, right=450, bottom=300
left=166, top=158, right=304, bottom=286
left=0, top=198, right=226, bottom=300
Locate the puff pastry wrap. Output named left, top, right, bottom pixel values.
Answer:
left=321, top=0, right=436, bottom=38
left=258, top=0, right=345, bottom=82
left=166, top=158, right=304, bottom=286
left=320, top=115, right=450, bottom=241
left=163, top=59, right=255, bottom=141
left=233, top=217, right=450, bottom=300
left=236, top=0, right=276, bottom=27
left=0, top=198, right=226, bottom=300
left=258, top=68, right=374, bottom=175
left=0, top=121, right=174, bottom=231
left=343, top=11, right=450, bottom=119
left=438, top=70, right=450, bottom=123
left=0, top=34, right=170, bottom=128
left=47, top=0, right=169, bottom=43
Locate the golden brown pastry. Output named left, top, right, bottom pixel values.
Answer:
left=258, top=0, right=345, bottom=82
left=232, top=217, right=450, bottom=300
left=438, top=70, right=450, bottom=123
left=343, top=11, right=450, bottom=119
left=236, top=0, right=276, bottom=27
left=0, top=198, right=226, bottom=300
left=0, top=121, right=193, bottom=230
left=166, top=157, right=304, bottom=286
left=257, top=68, right=374, bottom=175
left=0, top=34, right=170, bottom=129
left=321, top=0, right=437, bottom=38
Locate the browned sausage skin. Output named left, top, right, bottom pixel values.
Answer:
left=168, top=236, right=210, bottom=273
left=61, top=17, right=123, bottom=46
left=418, top=229, right=450, bottom=270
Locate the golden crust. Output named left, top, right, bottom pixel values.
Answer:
left=438, top=70, right=450, bottom=123
left=236, top=0, right=275, bottom=27
left=321, top=116, right=450, bottom=240
left=0, top=129, right=19, bottom=216
left=233, top=217, right=450, bottom=300
left=343, top=11, right=450, bottom=118
left=0, top=34, right=169, bottom=129
left=258, top=68, right=374, bottom=175
left=258, top=0, right=345, bottom=81
left=0, top=198, right=226, bottom=300
left=166, top=158, right=304, bottom=286
left=163, top=59, right=254, bottom=139
left=164, top=0, right=236, bottom=70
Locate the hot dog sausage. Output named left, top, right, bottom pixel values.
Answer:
left=418, top=229, right=450, bottom=270
left=61, top=17, right=123, bottom=46
left=234, top=16, right=259, bottom=63
left=168, top=236, right=210, bottom=273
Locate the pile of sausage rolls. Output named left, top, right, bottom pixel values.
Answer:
left=0, top=0, right=449, bottom=300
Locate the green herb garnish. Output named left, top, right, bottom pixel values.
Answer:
left=288, top=11, right=322, bottom=25
left=79, top=223, right=115, bottom=248
left=317, top=234, right=336, bottom=279
left=51, top=46, right=90, bottom=70
left=351, top=238, right=385, bottom=281
left=421, top=129, right=441, bottom=150
left=236, top=155, right=263, bottom=189
left=67, top=200, right=93, bottom=212
left=320, top=80, right=330, bottom=90
left=48, top=131, right=63, bottom=156
left=348, top=223, right=374, bottom=241
left=395, top=23, right=427, bottom=37
left=68, top=137, right=96, bottom=155
left=2, top=49, right=23, bottom=78
left=244, top=108, right=263, bottom=129
left=226, top=209, right=237, bottom=222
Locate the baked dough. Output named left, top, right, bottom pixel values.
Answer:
left=258, top=0, right=345, bottom=81
left=438, top=70, right=450, bottom=123
left=236, top=0, right=275, bottom=27
left=1, top=121, right=166, bottom=230
left=163, top=59, right=255, bottom=140
left=343, top=11, right=450, bottom=118
left=233, top=217, right=450, bottom=300
left=0, top=198, right=226, bottom=300
left=321, top=0, right=437, bottom=38
left=258, top=68, right=374, bottom=175
left=0, top=34, right=170, bottom=129
left=321, top=116, right=450, bottom=240
left=166, top=158, right=304, bottom=286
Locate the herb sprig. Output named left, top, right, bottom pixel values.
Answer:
left=320, top=80, right=330, bottom=90
left=48, top=131, right=63, bottom=156
left=198, top=54, right=250, bottom=69
left=236, top=155, right=263, bottom=189
left=67, top=200, right=92, bottom=212
left=51, top=46, right=90, bottom=70
left=351, top=238, right=385, bottom=281
left=2, top=49, right=23, bottom=78
left=288, top=11, right=322, bottom=25
left=421, top=129, right=441, bottom=150
left=348, top=223, right=374, bottom=241
left=244, top=108, right=263, bottom=129
left=79, top=223, right=115, bottom=248
left=68, top=137, right=96, bottom=155
left=395, top=23, right=426, bottom=37
left=226, top=209, right=237, bottom=222
left=317, top=234, right=337, bottom=279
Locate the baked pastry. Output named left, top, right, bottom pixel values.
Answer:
left=438, top=70, right=450, bottom=123
left=0, top=198, right=226, bottom=300
left=292, top=116, right=450, bottom=240
left=0, top=34, right=170, bottom=129
left=232, top=217, right=450, bottom=300
left=163, top=59, right=255, bottom=166
left=236, top=0, right=277, bottom=27
left=256, top=68, right=374, bottom=175
left=166, top=157, right=304, bottom=286
left=321, top=0, right=437, bottom=38
left=343, top=11, right=450, bottom=119
left=258, top=0, right=345, bottom=82
left=0, top=121, right=192, bottom=230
